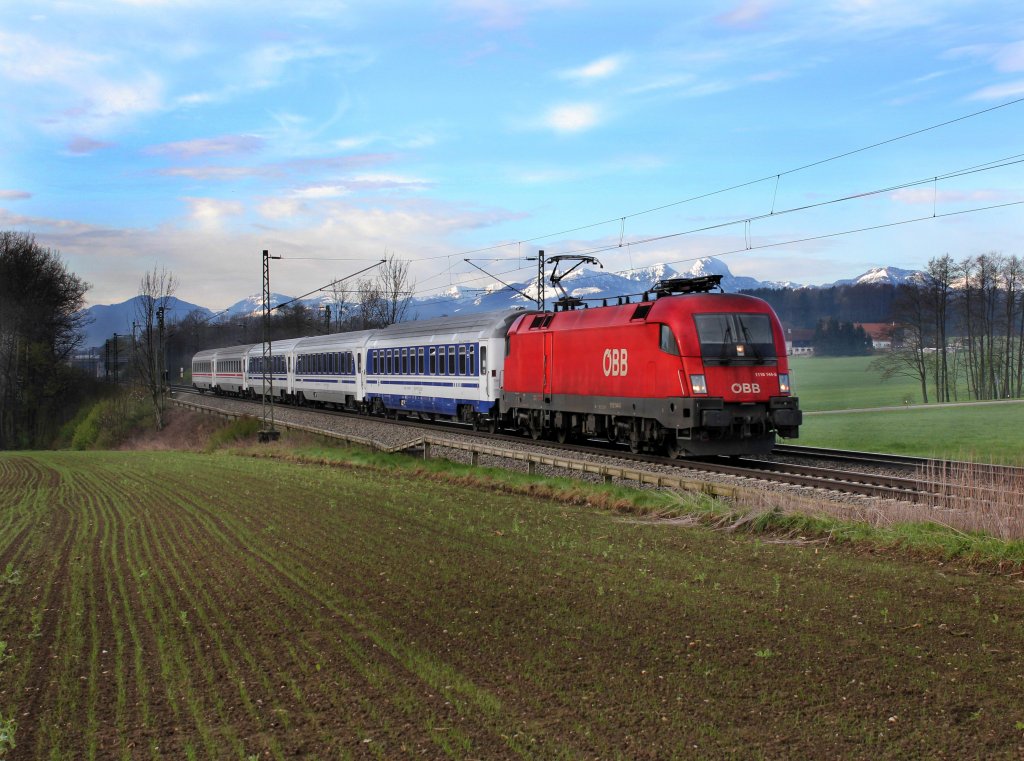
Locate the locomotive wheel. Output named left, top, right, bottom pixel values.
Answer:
left=663, top=435, right=681, bottom=459
left=529, top=417, right=542, bottom=440
left=487, top=417, right=498, bottom=434
left=628, top=430, right=641, bottom=454
left=556, top=426, right=568, bottom=444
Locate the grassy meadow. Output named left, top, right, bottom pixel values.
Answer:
left=2, top=449, right=1024, bottom=759
left=787, top=355, right=1024, bottom=463
left=788, top=355, right=922, bottom=411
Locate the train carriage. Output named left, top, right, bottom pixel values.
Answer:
left=191, top=348, right=216, bottom=393
left=245, top=337, right=303, bottom=401
left=501, top=282, right=801, bottom=456
left=191, top=344, right=254, bottom=395
left=291, top=330, right=374, bottom=409
left=364, top=309, right=528, bottom=425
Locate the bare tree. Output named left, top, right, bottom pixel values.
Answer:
left=871, top=283, right=931, bottom=403
left=135, top=267, right=178, bottom=430
left=371, top=254, right=414, bottom=326
left=327, top=278, right=353, bottom=333
left=354, top=277, right=384, bottom=329
left=1000, top=255, right=1023, bottom=398
left=925, top=255, right=954, bottom=402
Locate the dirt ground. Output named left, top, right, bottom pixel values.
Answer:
left=119, top=407, right=224, bottom=451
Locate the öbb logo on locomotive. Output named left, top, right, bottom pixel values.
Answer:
left=602, top=348, right=628, bottom=377
left=731, top=383, right=761, bottom=394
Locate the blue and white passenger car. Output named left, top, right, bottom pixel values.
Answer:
left=363, top=309, right=529, bottom=426
left=291, top=330, right=374, bottom=409
left=245, top=337, right=303, bottom=401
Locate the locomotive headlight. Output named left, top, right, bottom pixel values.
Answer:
left=778, top=373, right=791, bottom=394
left=690, top=374, right=707, bottom=395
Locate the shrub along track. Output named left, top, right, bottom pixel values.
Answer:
left=2, top=451, right=1024, bottom=759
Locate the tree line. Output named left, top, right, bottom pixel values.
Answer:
left=0, top=232, right=91, bottom=448
left=873, top=253, right=1024, bottom=403
left=742, top=282, right=901, bottom=328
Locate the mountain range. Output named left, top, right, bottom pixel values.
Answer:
left=79, top=257, right=926, bottom=349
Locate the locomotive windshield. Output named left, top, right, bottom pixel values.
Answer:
left=694, top=313, right=776, bottom=364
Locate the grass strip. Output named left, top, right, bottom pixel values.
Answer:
left=240, top=440, right=1024, bottom=571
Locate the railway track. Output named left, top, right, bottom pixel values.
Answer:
left=173, top=386, right=995, bottom=503
left=773, top=443, right=1024, bottom=482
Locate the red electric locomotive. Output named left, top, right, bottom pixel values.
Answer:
left=500, top=276, right=802, bottom=457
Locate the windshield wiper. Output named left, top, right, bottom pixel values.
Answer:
left=739, top=321, right=764, bottom=364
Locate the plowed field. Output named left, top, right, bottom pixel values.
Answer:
left=1, top=451, right=1023, bottom=759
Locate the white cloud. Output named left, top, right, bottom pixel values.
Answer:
left=0, top=30, right=165, bottom=136
left=66, top=136, right=113, bottom=155
left=0, top=190, right=31, bottom=200
left=291, top=185, right=352, bottom=200
left=183, top=197, right=245, bottom=228
left=0, top=30, right=106, bottom=85
left=627, top=74, right=697, bottom=95
left=162, top=166, right=264, bottom=180
left=398, top=134, right=438, bottom=149
left=995, top=40, right=1024, bottom=72
left=335, top=135, right=378, bottom=151
left=258, top=198, right=306, bottom=219
left=147, top=134, right=265, bottom=158
left=890, top=188, right=1009, bottom=205
left=157, top=152, right=399, bottom=182
left=716, top=0, right=774, bottom=28
left=968, top=79, right=1024, bottom=101
left=949, top=39, right=1024, bottom=73
left=540, top=103, right=602, bottom=133
left=560, top=55, right=626, bottom=81
left=348, top=173, right=431, bottom=188
left=511, top=167, right=582, bottom=184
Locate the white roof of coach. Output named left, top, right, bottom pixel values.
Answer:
left=293, top=329, right=375, bottom=353
left=244, top=337, right=304, bottom=357
left=209, top=343, right=257, bottom=360
left=366, top=308, right=531, bottom=345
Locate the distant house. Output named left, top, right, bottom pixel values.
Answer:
left=854, top=323, right=895, bottom=351
left=785, top=327, right=815, bottom=356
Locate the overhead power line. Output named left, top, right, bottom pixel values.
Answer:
left=408, top=95, right=1024, bottom=264
left=406, top=150, right=1024, bottom=300
left=410, top=198, right=1024, bottom=308
left=250, top=98, right=1023, bottom=309
left=271, top=259, right=386, bottom=313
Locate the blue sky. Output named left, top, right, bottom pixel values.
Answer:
left=1, top=0, right=1022, bottom=309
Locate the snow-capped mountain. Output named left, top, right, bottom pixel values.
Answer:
left=221, top=292, right=306, bottom=319
left=831, top=266, right=927, bottom=287
left=81, top=258, right=930, bottom=343
left=404, top=257, right=789, bottom=320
